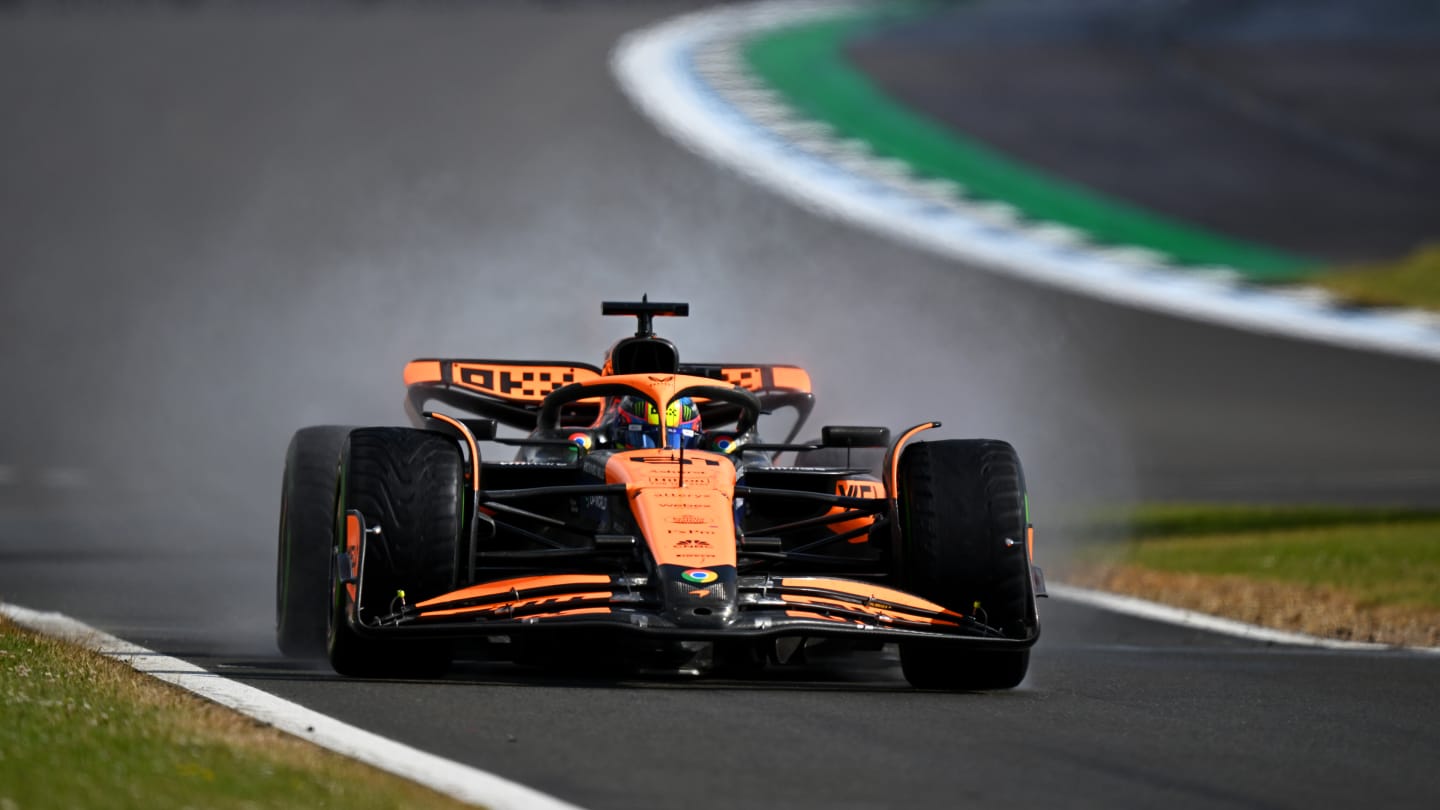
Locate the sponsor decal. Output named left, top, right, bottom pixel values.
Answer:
left=628, top=455, right=722, bottom=466
left=680, top=569, right=718, bottom=585
left=452, top=363, right=590, bottom=400
left=837, top=480, right=883, bottom=499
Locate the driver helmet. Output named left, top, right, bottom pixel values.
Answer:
left=611, top=395, right=702, bottom=449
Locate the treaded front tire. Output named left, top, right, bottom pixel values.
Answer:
left=327, top=427, right=463, bottom=678
left=276, top=425, right=353, bottom=658
left=895, top=439, right=1035, bottom=690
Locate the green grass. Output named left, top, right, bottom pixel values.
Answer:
left=1091, top=505, right=1440, bottom=610
left=743, top=7, right=1318, bottom=281
left=0, top=619, right=479, bottom=810
left=1312, top=243, right=1440, bottom=313
left=1097, top=503, right=1440, bottom=539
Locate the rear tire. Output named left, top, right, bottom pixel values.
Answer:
left=895, top=439, right=1035, bottom=690
left=327, top=427, right=463, bottom=678
left=276, top=426, right=353, bottom=658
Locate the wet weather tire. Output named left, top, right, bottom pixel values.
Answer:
left=327, top=427, right=464, bottom=678
left=276, top=426, right=353, bottom=658
left=895, top=439, right=1035, bottom=691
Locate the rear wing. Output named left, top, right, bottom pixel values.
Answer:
left=404, top=359, right=602, bottom=403
left=678, top=364, right=814, bottom=444
left=679, top=363, right=811, bottom=395
left=404, top=359, right=814, bottom=437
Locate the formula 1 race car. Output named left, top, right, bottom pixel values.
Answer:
left=276, top=300, right=1044, bottom=690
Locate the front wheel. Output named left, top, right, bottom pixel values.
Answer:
left=894, top=439, right=1036, bottom=690
left=276, top=426, right=353, bottom=658
left=326, top=427, right=463, bottom=678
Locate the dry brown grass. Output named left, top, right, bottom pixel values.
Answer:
left=1067, top=564, right=1440, bottom=648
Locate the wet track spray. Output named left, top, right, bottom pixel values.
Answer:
left=3, top=4, right=1440, bottom=809
left=4, top=0, right=1440, bottom=641
left=0, top=2, right=1144, bottom=647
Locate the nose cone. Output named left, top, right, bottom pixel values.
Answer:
left=659, top=565, right=738, bottom=628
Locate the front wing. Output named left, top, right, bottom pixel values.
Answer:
left=347, top=571, right=1039, bottom=650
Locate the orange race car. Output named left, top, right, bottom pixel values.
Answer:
left=276, top=300, right=1044, bottom=690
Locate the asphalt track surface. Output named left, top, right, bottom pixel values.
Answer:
left=849, top=0, right=1440, bottom=262
left=1, top=2, right=1439, bottom=809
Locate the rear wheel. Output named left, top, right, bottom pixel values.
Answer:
left=327, top=427, right=464, bottom=678
left=895, top=439, right=1035, bottom=690
left=276, top=426, right=353, bottom=658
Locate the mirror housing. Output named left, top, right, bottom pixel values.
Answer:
left=822, top=425, right=891, bottom=448
left=462, top=418, right=498, bottom=441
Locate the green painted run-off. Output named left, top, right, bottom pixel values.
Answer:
left=742, top=10, right=1318, bottom=282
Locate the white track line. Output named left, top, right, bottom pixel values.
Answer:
left=611, top=0, right=1440, bottom=364
left=1048, top=584, right=1440, bottom=655
left=0, top=603, right=588, bottom=810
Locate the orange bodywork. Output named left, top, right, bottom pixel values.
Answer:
left=886, top=422, right=940, bottom=499
left=566, top=373, right=738, bottom=445
left=403, top=360, right=443, bottom=387
left=777, top=576, right=965, bottom=627
left=719, top=367, right=763, bottom=388
left=406, top=360, right=810, bottom=395
left=344, top=512, right=361, bottom=602
left=827, top=478, right=885, bottom=542
left=420, top=592, right=614, bottom=619
left=711, top=365, right=812, bottom=394
left=450, top=362, right=599, bottom=403
left=769, top=366, right=812, bottom=393
left=604, top=448, right=738, bottom=569
left=403, top=359, right=602, bottom=404
left=413, top=574, right=616, bottom=619
left=780, top=594, right=961, bottom=628
left=426, top=412, right=479, bottom=490
left=778, top=577, right=965, bottom=623
left=391, top=363, right=998, bottom=637
left=415, top=574, right=610, bottom=608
